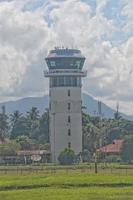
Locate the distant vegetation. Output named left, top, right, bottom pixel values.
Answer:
left=82, top=112, right=133, bottom=163
left=0, top=106, right=133, bottom=163
left=0, top=106, right=49, bottom=154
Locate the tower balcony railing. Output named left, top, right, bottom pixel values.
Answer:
left=44, top=69, right=87, bottom=77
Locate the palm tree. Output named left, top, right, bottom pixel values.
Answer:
left=27, top=107, right=40, bottom=138
left=10, top=110, right=23, bottom=126
left=0, top=113, right=9, bottom=141
left=27, top=107, right=40, bottom=121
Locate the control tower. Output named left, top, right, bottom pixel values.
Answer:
left=44, top=48, right=87, bottom=162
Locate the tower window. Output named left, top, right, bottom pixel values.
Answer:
left=50, top=61, right=56, bottom=67
left=68, top=142, right=71, bottom=149
left=68, top=129, right=71, bottom=136
left=68, top=103, right=71, bottom=110
left=68, top=115, right=71, bottom=123
left=68, top=89, right=70, bottom=96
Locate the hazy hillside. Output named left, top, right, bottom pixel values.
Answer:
left=82, top=94, right=133, bottom=120
left=0, top=93, right=132, bottom=120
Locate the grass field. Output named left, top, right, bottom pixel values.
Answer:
left=0, top=171, right=133, bottom=200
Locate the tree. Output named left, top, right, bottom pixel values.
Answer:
left=27, top=107, right=40, bottom=138
left=10, top=116, right=30, bottom=139
left=16, top=136, right=36, bottom=150
left=58, top=148, right=75, bottom=165
left=83, top=122, right=101, bottom=156
left=121, top=136, right=133, bottom=163
left=82, top=149, right=91, bottom=162
left=0, top=106, right=9, bottom=141
left=0, top=141, right=20, bottom=156
left=29, top=109, right=49, bottom=143
left=27, top=107, right=40, bottom=121
left=38, top=110, right=49, bottom=143
left=10, top=110, right=22, bottom=126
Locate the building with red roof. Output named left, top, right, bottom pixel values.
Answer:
left=97, top=139, right=124, bottom=155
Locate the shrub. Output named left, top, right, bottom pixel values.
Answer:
left=58, top=148, right=75, bottom=165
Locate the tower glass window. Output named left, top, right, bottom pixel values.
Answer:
left=68, top=142, right=71, bottom=149
left=50, top=76, right=81, bottom=87
left=68, top=115, right=71, bottom=123
left=65, top=76, right=71, bottom=86
left=46, top=57, right=85, bottom=70
left=68, top=103, right=71, bottom=110
left=68, top=90, right=70, bottom=96
left=59, top=76, right=64, bottom=86
left=50, top=61, right=56, bottom=67
left=68, top=129, right=71, bottom=136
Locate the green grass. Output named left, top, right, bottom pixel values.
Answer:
left=0, top=187, right=133, bottom=200
left=0, top=172, right=133, bottom=199
left=0, top=173, right=133, bottom=188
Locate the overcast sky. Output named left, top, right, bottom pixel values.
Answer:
left=0, top=0, right=132, bottom=114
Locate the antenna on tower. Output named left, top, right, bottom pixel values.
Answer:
left=116, top=101, right=119, bottom=114
left=114, top=101, right=120, bottom=120
left=114, top=65, right=121, bottom=120
left=2, top=105, right=6, bottom=116
left=98, top=101, right=102, bottom=118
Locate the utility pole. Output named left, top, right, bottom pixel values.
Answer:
left=94, top=142, right=98, bottom=174
left=52, top=112, right=56, bottom=164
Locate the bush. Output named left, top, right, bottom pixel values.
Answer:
left=121, top=136, right=133, bottom=163
left=106, top=155, right=122, bottom=163
left=58, top=148, right=75, bottom=165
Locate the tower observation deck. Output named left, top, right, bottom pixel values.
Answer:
left=44, top=48, right=87, bottom=163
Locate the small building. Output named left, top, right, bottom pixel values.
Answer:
left=17, top=150, right=51, bottom=163
left=97, top=139, right=124, bottom=156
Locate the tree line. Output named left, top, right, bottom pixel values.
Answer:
left=0, top=106, right=49, bottom=155
left=0, top=106, right=133, bottom=163
left=82, top=112, right=133, bottom=163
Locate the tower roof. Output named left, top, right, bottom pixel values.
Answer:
left=46, top=48, right=85, bottom=59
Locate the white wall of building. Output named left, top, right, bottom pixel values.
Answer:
left=49, top=87, right=82, bottom=162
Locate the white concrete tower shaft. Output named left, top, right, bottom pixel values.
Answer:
left=44, top=48, right=87, bottom=162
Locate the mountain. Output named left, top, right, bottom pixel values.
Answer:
left=0, top=93, right=133, bottom=120
left=82, top=94, right=133, bottom=120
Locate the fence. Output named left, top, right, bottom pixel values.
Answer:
left=0, top=164, right=133, bottom=175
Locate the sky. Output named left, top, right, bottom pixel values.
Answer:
left=0, top=0, right=132, bottom=115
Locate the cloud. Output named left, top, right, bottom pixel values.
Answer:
left=0, top=0, right=52, bottom=98
left=96, top=0, right=108, bottom=13
left=121, top=1, right=133, bottom=35
left=0, top=0, right=132, bottom=114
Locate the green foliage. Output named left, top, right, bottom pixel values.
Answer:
left=58, top=148, right=75, bottom=165
left=106, top=155, right=122, bottom=163
left=16, top=136, right=36, bottom=150
left=38, top=111, right=49, bottom=143
left=9, top=108, right=49, bottom=150
left=10, top=110, right=22, bottom=126
left=10, top=116, right=30, bottom=139
left=0, top=141, right=20, bottom=156
left=121, top=135, right=133, bottom=163
left=82, top=114, right=102, bottom=156
left=0, top=110, right=9, bottom=141
left=82, top=149, right=91, bottom=162
left=1, top=104, right=133, bottom=160
left=82, top=113, right=133, bottom=160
